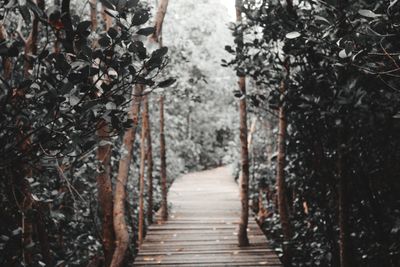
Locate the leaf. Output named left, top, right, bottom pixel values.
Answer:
left=157, top=78, right=176, bottom=88
left=126, top=0, right=139, bottom=8
left=314, top=15, right=330, bottom=24
left=19, top=5, right=31, bottom=24
left=339, top=49, right=351, bottom=58
left=137, top=27, right=155, bottom=36
left=104, top=9, right=119, bottom=18
left=129, top=41, right=147, bottom=60
left=77, top=20, right=92, bottom=36
left=38, top=49, right=49, bottom=61
left=358, top=9, right=381, bottom=18
left=151, top=47, right=168, bottom=59
left=108, top=27, right=118, bottom=39
left=389, top=0, right=399, bottom=11
left=225, top=45, right=235, bottom=53
left=98, top=35, right=111, bottom=47
left=12, top=227, right=22, bottom=236
left=286, top=31, right=301, bottom=39
left=26, top=0, right=45, bottom=18
left=106, top=102, right=116, bottom=110
left=132, top=9, right=149, bottom=26
left=99, top=0, right=116, bottom=10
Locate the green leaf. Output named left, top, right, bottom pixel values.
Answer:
left=137, top=27, right=155, bottom=36
left=126, top=0, right=139, bottom=8
left=132, top=9, right=149, bottom=26
left=314, top=15, right=330, bottom=24
left=286, top=31, right=301, bottom=39
left=19, top=5, right=31, bottom=24
left=98, top=35, right=111, bottom=47
left=339, top=49, right=351, bottom=58
left=99, top=0, right=116, bottom=10
left=151, top=47, right=168, bottom=59
left=157, top=78, right=176, bottom=88
left=358, top=9, right=381, bottom=18
left=108, top=27, right=118, bottom=39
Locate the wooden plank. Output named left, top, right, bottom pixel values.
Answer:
left=133, top=166, right=282, bottom=266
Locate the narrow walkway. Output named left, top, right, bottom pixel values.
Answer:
left=133, top=166, right=282, bottom=266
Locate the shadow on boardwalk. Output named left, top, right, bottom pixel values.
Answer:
left=133, top=166, right=282, bottom=266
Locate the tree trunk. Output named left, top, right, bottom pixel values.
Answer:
left=143, top=96, right=154, bottom=225
left=23, top=0, right=44, bottom=76
left=276, top=68, right=292, bottom=266
left=19, top=1, right=45, bottom=264
left=336, top=1, right=350, bottom=266
left=238, top=75, right=250, bottom=247
left=89, top=0, right=97, bottom=31
left=337, top=137, right=350, bottom=267
left=150, top=0, right=169, bottom=43
left=138, top=105, right=147, bottom=245
left=94, top=8, right=115, bottom=267
left=61, top=0, right=74, bottom=53
left=159, top=95, right=168, bottom=221
left=151, top=0, right=170, bottom=222
left=34, top=203, right=52, bottom=265
left=110, top=84, right=143, bottom=267
left=235, top=0, right=250, bottom=247
left=96, top=120, right=115, bottom=267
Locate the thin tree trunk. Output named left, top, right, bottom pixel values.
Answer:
left=143, top=97, right=154, bottom=225
left=19, top=1, right=44, bottom=264
left=159, top=95, right=168, bottom=221
left=276, top=63, right=292, bottom=265
left=110, top=84, right=143, bottom=267
left=151, top=0, right=170, bottom=222
left=34, top=203, right=51, bottom=265
left=61, top=0, right=74, bottom=53
left=150, top=0, right=169, bottom=43
left=23, top=0, right=44, bottom=77
left=337, top=135, right=350, bottom=267
left=94, top=7, right=115, bottom=266
left=235, top=0, right=250, bottom=247
left=96, top=121, right=115, bottom=267
left=89, top=0, right=98, bottom=31
left=138, top=104, right=147, bottom=245
left=238, top=75, right=249, bottom=247
left=336, top=1, right=350, bottom=265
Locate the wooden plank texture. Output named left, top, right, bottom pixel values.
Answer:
left=133, top=166, right=282, bottom=266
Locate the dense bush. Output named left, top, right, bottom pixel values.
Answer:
left=228, top=0, right=400, bottom=266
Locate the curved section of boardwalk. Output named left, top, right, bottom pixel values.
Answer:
left=133, top=166, right=282, bottom=266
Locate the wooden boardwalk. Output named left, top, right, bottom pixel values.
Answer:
left=133, top=166, right=282, bottom=266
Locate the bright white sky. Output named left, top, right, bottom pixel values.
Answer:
left=220, top=0, right=236, bottom=21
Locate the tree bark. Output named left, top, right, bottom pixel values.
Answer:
left=336, top=1, right=350, bottom=266
left=151, top=0, right=170, bottom=222
left=138, top=106, right=147, bottom=245
left=276, top=62, right=292, bottom=266
left=93, top=8, right=115, bottom=266
left=337, top=135, right=350, bottom=267
left=61, top=0, right=74, bottom=53
left=96, top=120, right=115, bottom=267
left=143, top=96, right=154, bottom=225
left=23, top=0, right=44, bottom=76
left=150, top=0, right=169, bottom=43
left=110, top=84, right=143, bottom=267
left=159, top=95, right=168, bottom=221
left=89, top=0, right=98, bottom=31
left=235, top=0, right=250, bottom=247
left=238, top=75, right=250, bottom=247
